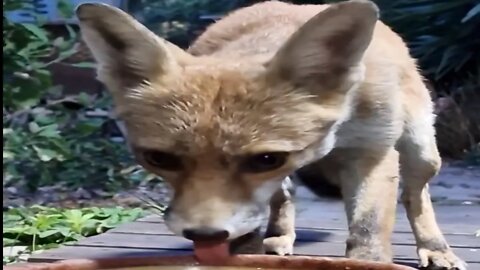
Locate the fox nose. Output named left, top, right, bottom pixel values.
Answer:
left=183, top=227, right=229, bottom=242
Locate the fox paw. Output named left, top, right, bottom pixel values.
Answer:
left=263, top=235, right=295, bottom=256
left=418, top=248, right=467, bottom=270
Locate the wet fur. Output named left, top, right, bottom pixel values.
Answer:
left=77, top=1, right=466, bottom=269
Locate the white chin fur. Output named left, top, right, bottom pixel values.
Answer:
left=165, top=178, right=283, bottom=240
left=164, top=205, right=268, bottom=240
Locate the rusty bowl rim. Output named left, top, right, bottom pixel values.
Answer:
left=4, top=254, right=416, bottom=270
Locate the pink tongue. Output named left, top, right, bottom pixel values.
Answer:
left=193, top=241, right=230, bottom=264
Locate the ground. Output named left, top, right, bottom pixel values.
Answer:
left=10, top=160, right=479, bottom=269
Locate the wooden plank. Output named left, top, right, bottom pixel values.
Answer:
left=136, top=214, right=478, bottom=235
left=28, top=246, right=190, bottom=263
left=67, top=232, right=480, bottom=263
left=110, top=222, right=480, bottom=249
left=295, top=200, right=480, bottom=226
left=27, top=188, right=480, bottom=266
left=68, top=233, right=190, bottom=250
left=295, top=218, right=478, bottom=235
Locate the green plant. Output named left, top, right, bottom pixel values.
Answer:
left=3, top=206, right=145, bottom=264
left=3, top=1, right=159, bottom=192
left=371, top=0, right=479, bottom=91
left=3, top=94, right=152, bottom=191
left=3, top=0, right=79, bottom=110
left=127, top=0, right=250, bottom=48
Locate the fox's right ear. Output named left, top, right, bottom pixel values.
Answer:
left=76, top=3, right=190, bottom=89
left=265, top=0, right=378, bottom=94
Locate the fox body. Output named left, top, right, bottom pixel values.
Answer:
left=77, top=1, right=466, bottom=269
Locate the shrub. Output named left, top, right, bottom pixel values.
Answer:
left=127, top=0, right=251, bottom=48
left=373, top=0, right=480, bottom=91
left=3, top=0, right=156, bottom=192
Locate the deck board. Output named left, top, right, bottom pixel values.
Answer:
left=28, top=187, right=480, bottom=269
left=108, top=222, right=480, bottom=248
left=136, top=204, right=480, bottom=234
left=54, top=232, right=477, bottom=263
left=28, top=246, right=190, bottom=262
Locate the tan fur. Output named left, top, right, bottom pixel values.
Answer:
left=77, top=1, right=466, bottom=269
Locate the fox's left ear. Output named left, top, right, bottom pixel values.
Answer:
left=266, top=0, right=378, bottom=92
left=76, top=3, right=191, bottom=89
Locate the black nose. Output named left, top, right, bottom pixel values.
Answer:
left=183, top=227, right=229, bottom=242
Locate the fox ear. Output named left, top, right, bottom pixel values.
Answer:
left=266, top=0, right=378, bottom=91
left=76, top=3, right=189, bottom=88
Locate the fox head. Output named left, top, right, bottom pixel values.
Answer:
left=77, top=0, right=378, bottom=241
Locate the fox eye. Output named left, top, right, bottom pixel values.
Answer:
left=143, top=150, right=183, bottom=171
left=242, top=152, right=289, bottom=173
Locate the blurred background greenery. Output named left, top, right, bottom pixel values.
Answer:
left=3, top=0, right=479, bottom=200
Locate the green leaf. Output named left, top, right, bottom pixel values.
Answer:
left=69, top=62, right=96, bottom=68
left=462, top=3, right=480, bottom=23
left=57, top=0, right=74, bottom=18
left=11, top=86, right=42, bottom=109
left=37, top=124, right=60, bottom=138
left=33, top=146, right=61, bottom=162
left=55, top=226, right=73, bottom=237
left=65, top=24, right=77, bottom=40
left=3, top=128, right=14, bottom=135
left=435, top=46, right=460, bottom=79
left=3, top=150, right=15, bottom=160
left=75, top=119, right=104, bottom=136
left=22, top=24, right=49, bottom=42
left=63, top=209, right=83, bottom=222
left=3, top=237, right=21, bottom=246
left=38, top=229, right=60, bottom=238
left=80, top=213, right=96, bottom=223
left=33, top=115, right=56, bottom=126
left=76, top=93, right=91, bottom=106
left=3, top=1, right=26, bottom=11
left=28, top=122, right=41, bottom=133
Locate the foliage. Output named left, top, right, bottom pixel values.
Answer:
left=3, top=0, right=77, bottom=110
left=127, top=0, right=251, bottom=48
left=3, top=95, right=155, bottom=191
left=3, top=0, right=158, bottom=191
left=372, top=0, right=480, bottom=90
left=3, top=206, right=145, bottom=263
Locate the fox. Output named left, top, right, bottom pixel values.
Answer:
left=76, top=0, right=466, bottom=269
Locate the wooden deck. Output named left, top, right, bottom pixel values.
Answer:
left=28, top=186, right=480, bottom=269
